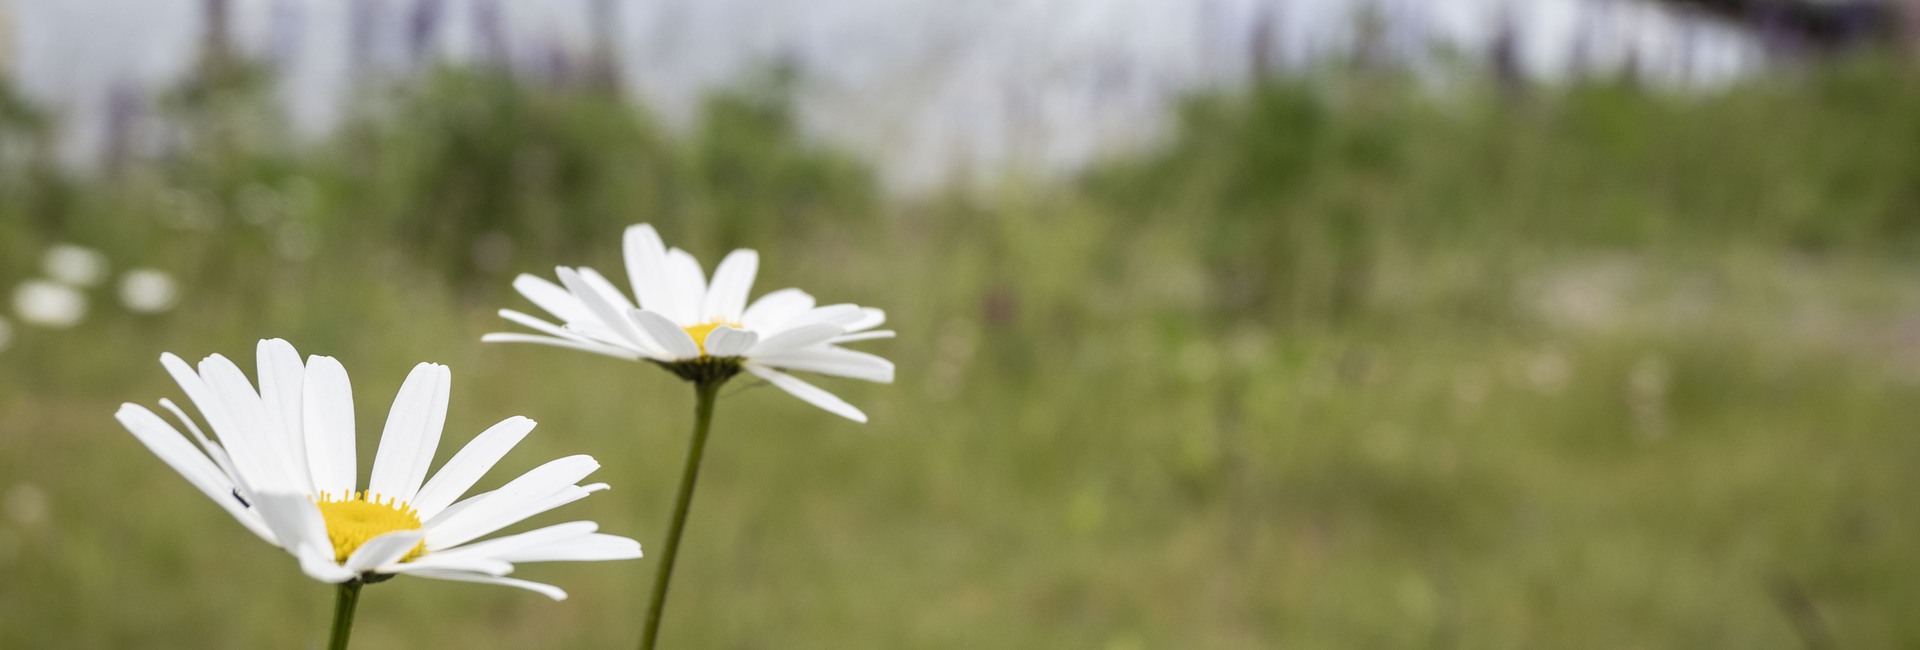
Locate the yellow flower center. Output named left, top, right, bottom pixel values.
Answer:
left=313, top=491, right=427, bottom=564
left=682, top=322, right=744, bottom=356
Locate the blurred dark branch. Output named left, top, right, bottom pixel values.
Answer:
left=472, top=0, right=508, bottom=67
left=1658, top=0, right=1897, bottom=50
left=407, top=0, right=446, bottom=67
left=587, top=0, right=624, bottom=94
left=198, top=0, right=232, bottom=78
left=348, top=0, right=378, bottom=77
left=186, top=0, right=260, bottom=102
left=1905, top=0, right=1920, bottom=59
left=1490, top=11, right=1525, bottom=99
left=1247, top=5, right=1279, bottom=80
left=1770, top=578, right=1833, bottom=650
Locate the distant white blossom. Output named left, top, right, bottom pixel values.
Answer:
left=13, top=280, right=86, bottom=328
left=486, top=224, right=895, bottom=422
left=43, top=244, right=109, bottom=287
left=120, top=268, right=180, bottom=313
left=4, top=483, right=48, bottom=528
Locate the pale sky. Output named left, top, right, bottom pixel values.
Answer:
left=7, top=0, right=1762, bottom=190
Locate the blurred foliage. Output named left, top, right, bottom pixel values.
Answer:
left=17, top=66, right=877, bottom=292
left=3, top=55, right=1920, bottom=648
left=1083, top=60, right=1920, bottom=329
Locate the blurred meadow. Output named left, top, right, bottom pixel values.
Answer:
left=6, top=1, right=1920, bottom=648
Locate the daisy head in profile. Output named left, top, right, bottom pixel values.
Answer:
left=115, top=339, right=641, bottom=600
left=484, top=223, right=895, bottom=422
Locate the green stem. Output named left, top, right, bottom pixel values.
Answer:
left=639, top=379, right=723, bottom=650
left=328, top=582, right=363, bottom=650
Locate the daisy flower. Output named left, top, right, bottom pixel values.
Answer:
left=483, top=223, right=894, bottom=421
left=483, top=224, right=895, bottom=649
left=119, top=268, right=181, bottom=313
left=115, top=339, right=641, bottom=600
left=44, top=243, right=109, bottom=287
left=13, top=279, right=86, bottom=328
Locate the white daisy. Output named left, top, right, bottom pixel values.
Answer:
left=119, top=268, right=181, bottom=313
left=13, top=279, right=87, bottom=328
left=44, top=243, right=108, bottom=287
left=483, top=224, right=895, bottom=422
left=115, top=339, right=642, bottom=600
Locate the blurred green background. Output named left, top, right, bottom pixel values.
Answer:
left=4, top=45, right=1920, bottom=649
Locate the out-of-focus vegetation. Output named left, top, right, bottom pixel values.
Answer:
left=3, top=53, right=1920, bottom=648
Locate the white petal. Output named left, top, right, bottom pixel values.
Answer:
left=499, top=309, right=639, bottom=352
left=426, top=483, right=604, bottom=552
left=768, top=304, right=866, bottom=333
left=754, top=346, right=895, bottom=383
left=116, top=404, right=272, bottom=541
left=577, top=267, right=638, bottom=312
left=367, top=363, right=450, bottom=504
left=499, top=309, right=588, bottom=342
left=406, top=570, right=568, bottom=600
left=844, top=308, right=886, bottom=333
left=426, top=483, right=603, bottom=552
left=427, top=521, right=598, bottom=561
left=252, top=491, right=324, bottom=550
left=159, top=358, right=258, bottom=503
left=344, top=530, right=425, bottom=573
left=298, top=553, right=358, bottom=583
left=199, top=354, right=299, bottom=494
left=493, top=309, right=655, bottom=359
left=831, top=330, right=895, bottom=344
left=623, top=224, right=676, bottom=315
left=253, top=492, right=354, bottom=582
left=561, top=320, right=650, bottom=350
left=481, top=333, right=649, bottom=361
left=379, top=555, right=513, bottom=576
left=745, top=323, right=845, bottom=357
left=741, top=288, right=815, bottom=331
left=538, top=483, right=608, bottom=509
left=425, top=488, right=489, bottom=527
left=744, top=364, right=868, bottom=422
left=556, top=267, right=653, bottom=350
left=663, top=248, right=707, bottom=324
left=494, top=534, right=643, bottom=563
left=256, top=339, right=313, bottom=495
left=512, top=274, right=592, bottom=323
left=630, top=309, right=700, bottom=359
left=302, top=355, right=357, bottom=498
left=157, top=398, right=245, bottom=491
left=425, top=455, right=602, bottom=550
left=161, top=353, right=237, bottom=438
left=703, top=326, right=758, bottom=357
left=411, top=416, right=537, bottom=521
left=700, top=249, right=759, bottom=323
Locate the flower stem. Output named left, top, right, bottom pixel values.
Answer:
left=640, top=379, right=724, bottom=650
left=328, top=582, right=363, bottom=650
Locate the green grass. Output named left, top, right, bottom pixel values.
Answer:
left=2, top=61, right=1920, bottom=647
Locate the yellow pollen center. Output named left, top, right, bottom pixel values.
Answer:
left=313, top=491, right=427, bottom=564
left=682, top=322, right=743, bottom=356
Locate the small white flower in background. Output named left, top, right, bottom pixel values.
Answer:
left=13, top=280, right=86, bottom=328
left=43, top=244, right=108, bottom=287
left=4, top=483, right=48, bottom=528
left=116, top=339, right=643, bottom=598
left=119, top=268, right=180, bottom=313
left=0, top=315, right=12, bottom=352
left=484, top=224, right=895, bottom=421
